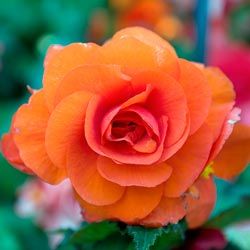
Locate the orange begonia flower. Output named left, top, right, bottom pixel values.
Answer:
left=1, top=27, right=250, bottom=228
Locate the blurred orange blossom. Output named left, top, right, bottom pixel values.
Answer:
left=109, top=0, right=182, bottom=40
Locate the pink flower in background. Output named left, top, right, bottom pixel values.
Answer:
left=209, top=43, right=250, bottom=125
left=208, top=23, right=250, bottom=125
left=15, top=178, right=82, bottom=230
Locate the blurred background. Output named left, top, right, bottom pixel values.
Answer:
left=0, top=0, right=250, bottom=249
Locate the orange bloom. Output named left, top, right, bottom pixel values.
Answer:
left=1, top=27, right=250, bottom=228
left=111, top=0, right=182, bottom=41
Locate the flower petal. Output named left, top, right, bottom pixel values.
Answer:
left=79, top=185, right=163, bottom=223
left=67, top=135, right=125, bottom=206
left=97, top=156, right=172, bottom=187
left=122, top=104, right=160, bottom=137
left=112, top=27, right=176, bottom=54
left=54, top=64, right=131, bottom=106
left=12, top=91, right=66, bottom=184
left=178, top=59, right=211, bottom=134
left=85, top=89, right=168, bottom=164
left=204, top=67, right=235, bottom=141
left=140, top=197, right=186, bottom=227
left=1, top=133, right=32, bottom=174
left=164, top=124, right=214, bottom=197
left=131, top=70, right=188, bottom=148
left=44, top=45, right=63, bottom=67
left=100, top=86, right=157, bottom=140
left=186, top=176, right=216, bottom=229
left=213, top=123, right=250, bottom=179
left=103, top=35, right=179, bottom=79
left=43, top=43, right=105, bottom=111
left=132, top=135, right=157, bottom=153
left=111, top=26, right=179, bottom=78
left=161, top=114, right=190, bottom=161
left=45, top=91, right=93, bottom=168
left=208, top=107, right=241, bottom=162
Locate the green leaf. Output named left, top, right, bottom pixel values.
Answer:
left=93, top=233, right=132, bottom=250
left=127, top=226, right=164, bottom=250
left=152, top=222, right=187, bottom=250
left=206, top=200, right=250, bottom=229
left=70, top=221, right=119, bottom=244
left=127, top=221, right=186, bottom=250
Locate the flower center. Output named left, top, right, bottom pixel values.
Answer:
left=103, top=108, right=159, bottom=154
left=111, top=119, right=146, bottom=144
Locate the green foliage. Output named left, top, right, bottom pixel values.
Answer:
left=0, top=0, right=108, bottom=99
left=229, top=3, right=250, bottom=44
left=70, top=221, right=119, bottom=244
left=56, top=220, right=186, bottom=250
left=0, top=205, right=50, bottom=250
left=56, top=222, right=130, bottom=250
left=212, top=166, right=250, bottom=218
left=0, top=155, right=27, bottom=203
left=91, top=233, right=133, bottom=250
left=206, top=200, right=250, bottom=229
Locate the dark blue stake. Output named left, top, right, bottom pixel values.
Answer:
left=194, top=0, right=209, bottom=63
